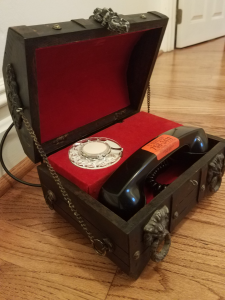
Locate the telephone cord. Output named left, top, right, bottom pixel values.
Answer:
left=0, top=122, right=41, bottom=187
left=146, top=159, right=170, bottom=196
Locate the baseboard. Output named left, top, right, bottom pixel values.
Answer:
left=0, top=77, right=6, bottom=108
left=0, top=157, right=35, bottom=197
left=158, top=50, right=164, bottom=57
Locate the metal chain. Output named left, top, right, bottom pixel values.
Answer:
left=6, top=63, right=109, bottom=255
left=147, top=82, right=150, bottom=113
left=16, top=108, right=109, bottom=255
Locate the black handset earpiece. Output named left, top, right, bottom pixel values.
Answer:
left=99, top=126, right=208, bottom=221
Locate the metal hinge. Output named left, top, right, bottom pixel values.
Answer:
left=177, top=9, right=182, bottom=25
left=53, top=133, right=68, bottom=145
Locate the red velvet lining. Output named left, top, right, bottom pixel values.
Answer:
left=48, top=112, right=182, bottom=199
left=36, top=31, right=145, bottom=143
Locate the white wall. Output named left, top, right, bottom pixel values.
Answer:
left=147, top=0, right=177, bottom=52
left=0, top=0, right=176, bottom=176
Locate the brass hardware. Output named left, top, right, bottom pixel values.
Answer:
left=141, top=14, right=147, bottom=19
left=201, top=184, right=206, bottom=192
left=93, top=239, right=107, bottom=256
left=190, top=179, right=198, bottom=186
left=93, top=238, right=113, bottom=256
left=173, top=211, right=179, bottom=219
left=102, top=238, right=113, bottom=253
left=133, top=251, right=141, bottom=260
left=45, top=190, right=56, bottom=210
left=52, top=24, right=62, bottom=30
left=53, top=133, right=68, bottom=145
left=177, top=9, right=182, bottom=24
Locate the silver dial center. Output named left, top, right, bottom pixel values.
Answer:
left=81, top=141, right=110, bottom=158
left=69, top=137, right=123, bottom=169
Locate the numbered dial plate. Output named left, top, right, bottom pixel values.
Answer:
left=69, top=137, right=123, bottom=169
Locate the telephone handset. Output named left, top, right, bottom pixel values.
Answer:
left=99, top=126, right=208, bottom=221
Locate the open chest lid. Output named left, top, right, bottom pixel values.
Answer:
left=3, top=11, right=168, bottom=163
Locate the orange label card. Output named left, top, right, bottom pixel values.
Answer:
left=142, top=135, right=180, bottom=160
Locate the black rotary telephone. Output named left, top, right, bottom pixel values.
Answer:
left=99, top=126, right=208, bottom=220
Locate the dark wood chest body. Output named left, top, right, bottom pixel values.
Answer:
left=37, top=135, right=225, bottom=278
left=3, top=10, right=225, bottom=278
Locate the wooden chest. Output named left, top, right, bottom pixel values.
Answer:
left=3, top=9, right=225, bottom=278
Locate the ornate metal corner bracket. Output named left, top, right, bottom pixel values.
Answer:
left=90, top=7, right=130, bottom=34
left=5, top=64, right=23, bottom=129
left=207, top=153, right=225, bottom=192
left=144, top=206, right=171, bottom=262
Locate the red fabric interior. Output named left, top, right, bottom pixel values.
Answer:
left=49, top=112, right=182, bottom=199
left=36, top=31, right=145, bottom=143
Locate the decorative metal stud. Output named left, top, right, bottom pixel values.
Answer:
left=173, top=211, right=179, bottom=219
left=201, top=184, right=206, bottom=192
left=133, top=251, right=141, bottom=260
left=52, top=24, right=62, bottom=30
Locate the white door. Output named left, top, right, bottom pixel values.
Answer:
left=176, top=0, right=225, bottom=48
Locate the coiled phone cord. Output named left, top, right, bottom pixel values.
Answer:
left=0, top=122, right=41, bottom=187
left=146, top=159, right=170, bottom=196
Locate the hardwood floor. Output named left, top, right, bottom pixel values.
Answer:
left=0, top=157, right=35, bottom=198
left=0, top=37, right=225, bottom=299
left=143, top=36, right=225, bottom=139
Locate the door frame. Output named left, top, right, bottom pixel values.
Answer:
left=148, top=0, right=177, bottom=52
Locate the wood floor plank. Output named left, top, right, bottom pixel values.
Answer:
left=0, top=216, right=116, bottom=299
left=0, top=157, right=35, bottom=197
left=0, top=171, right=117, bottom=299
left=0, top=260, right=110, bottom=300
